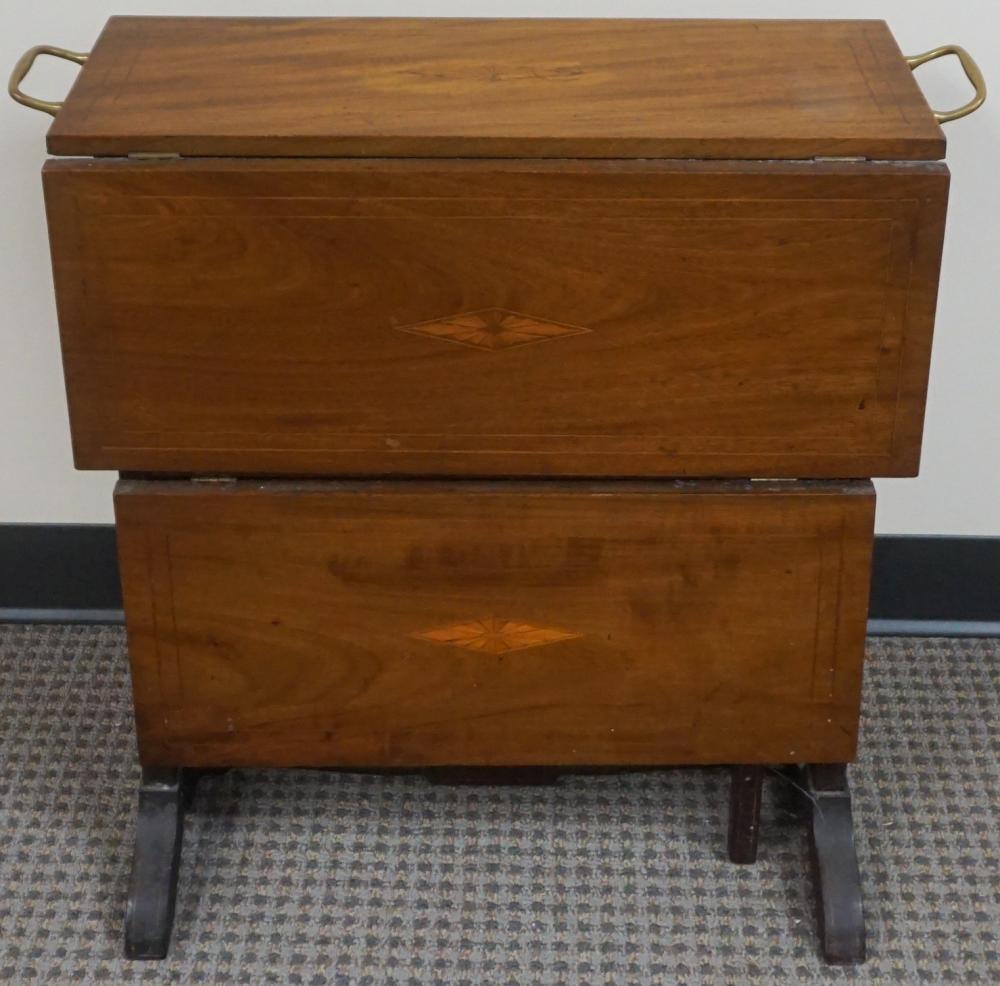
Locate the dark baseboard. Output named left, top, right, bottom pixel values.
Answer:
left=0, top=524, right=123, bottom=624
left=868, top=535, right=1000, bottom=633
left=1, top=525, right=998, bottom=635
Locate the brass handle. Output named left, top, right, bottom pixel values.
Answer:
left=8, top=45, right=88, bottom=117
left=906, top=44, right=987, bottom=124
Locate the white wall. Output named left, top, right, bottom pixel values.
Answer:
left=3, top=0, right=998, bottom=533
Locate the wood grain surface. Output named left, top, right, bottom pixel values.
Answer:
left=45, top=158, right=948, bottom=478
left=46, top=17, right=944, bottom=160
left=114, top=479, right=875, bottom=768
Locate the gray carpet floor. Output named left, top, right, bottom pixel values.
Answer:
left=0, top=625, right=997, bottom=985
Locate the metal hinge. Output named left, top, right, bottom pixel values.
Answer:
left=127, top=152, right=181, bottom=160
left=813, top=156, right=866, bottom=163
left=191, top=476, right=237, bottom=484
left=750, top=478, right=799, bottom=482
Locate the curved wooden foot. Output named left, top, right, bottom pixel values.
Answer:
left=124, top=767, right=185, bottom=960
left=805, top=763, right=867, bottom=965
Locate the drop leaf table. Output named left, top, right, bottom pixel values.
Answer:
left=9, top=16, right=986, bottom=964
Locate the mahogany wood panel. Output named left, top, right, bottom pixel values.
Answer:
left=45, top=159, right=948, bottom=478
left=46, top=17, right=943, bottom=160
left=114, top=478, right=875, bottom=768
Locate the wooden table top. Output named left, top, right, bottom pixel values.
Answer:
left=47, top=17, right=944, bottom=160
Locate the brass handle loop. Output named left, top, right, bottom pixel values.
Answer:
left=906, top=44, right=986, bottom=124
left=8, top=45, right=89, bottom=117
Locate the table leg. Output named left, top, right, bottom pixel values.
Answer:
left=805, top=763, right=867, bottom=965
left=728, top=764, right=765, bottom=863
left=123, top=766, right=186, bottom=960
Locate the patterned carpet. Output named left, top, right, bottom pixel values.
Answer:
left=0, top=625, right=997, bottom=985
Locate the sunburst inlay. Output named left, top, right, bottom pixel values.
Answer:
left=395, top=308, right=592, bottom=352
left=411, top=617, right=583, bottom=654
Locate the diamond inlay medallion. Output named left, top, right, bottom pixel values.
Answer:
left=411, top=617, right=583, bottom=655
left=395, top=308, right=592, bottom=352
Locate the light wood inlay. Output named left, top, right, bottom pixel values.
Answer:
left=412, top=617, right=583, bottom=653
left=396, top=309, right=592, bottom=352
